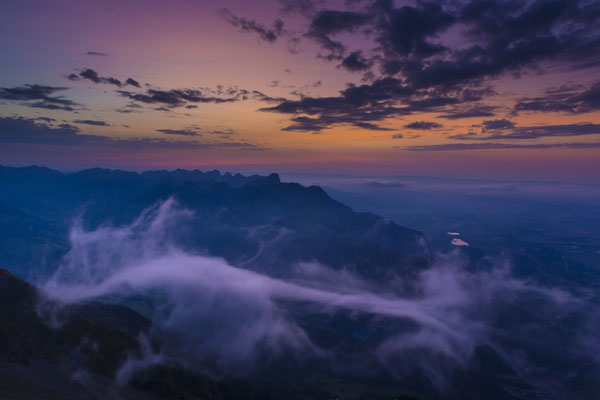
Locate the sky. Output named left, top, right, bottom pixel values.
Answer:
left=1, top=0, right=599, bottom=182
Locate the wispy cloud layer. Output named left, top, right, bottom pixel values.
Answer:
left=41, top=199, right=599, bottom=385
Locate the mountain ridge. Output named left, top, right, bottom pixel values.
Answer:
left=0, top=165, right=430, bottom=281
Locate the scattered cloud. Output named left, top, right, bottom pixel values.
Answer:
left=156, top=129, right=201, bottom=137
left=207, top=128, right=237, bottom=137
left=437, top=105, right=498, bottom=119
left=514, top=82, right=600, bottom=114
left=0, top=84, right=81, bottom=111
left=125, top=78, right=141, bottom=88
left=449, top=123, right=600, bottom=141
left=404, top=121, right=443, bottom=130
left=86, top=51, right=108, bottom=56
left=251, top=90, right=288, bottom=103
left=260, top=77, right=486, bottom=132
left=0, top=116, right=263, bottom=151
left=403, top=142, right=600, bottom=151
left=117, top=88, right=240, bottom=108
left=73, top=119, right=110, bottom=126
left=228, top=0, right=600, bottom=134
left=481, top=119, right=515, bottom=132
left=218, top=8, right=285, bottom=43
left=67, top=68, right=140, bottom=88
left=115, top=103, right=143, bottom=113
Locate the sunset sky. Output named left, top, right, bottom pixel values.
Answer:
left=1, top=0, right=599, bottom=182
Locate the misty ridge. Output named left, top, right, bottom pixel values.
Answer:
left=1, top=165, right=600, bottom=400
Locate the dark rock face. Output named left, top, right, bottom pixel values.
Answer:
left=0, top=165, right=430, bottom=281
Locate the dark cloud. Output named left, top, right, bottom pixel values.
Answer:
left=392, top=0, right=600, bottom=89
left=218, top=8, right=285, bottom=43
left=79, top=69, right=122, bottom=87
left=86, top=51, right=108, bottom=56
left=73, top=119, right=110, bottom=126
left=305, top=10, right=369, bottom=60
left=309, top=10, right=369, bottom=36
left=0, top=85, right=65, bottom=102
left=0, top=116, right=100, bottom=146
left=261, top=76, right=491, bottom=132
left=115, top=103, right=143, bottom=114
left=117, top=88, right=239, bottom=108
left=299, top=1, right=598, bottom=88
left=34, top=117, right=56, bottom=122
left=251, top=90, right=288, bottom=103
left=0, top=117, right=263, bottom=151
left=125, top=78, right=141, bottom=88
left=391, top=133, right=403, bottom=139
left=68, top=69, right=141, bottom=88
left=353, top=121, right=395, bottom=130
left=450, top=123, right=600, bottom=141
left=115, top=84, right=282, bottom=110
left=208, top=128, right=237, bottom=137
left=218, top=0, right=600, bottom=136
left=402, top=141, right=600, bottom=151
left=0, top=84, right=80, bottom=111
left=482, top=118, right=515, bottom=131
left=437, top=105, right=498, bottom=119
left=156, top=129, right=201, bottom=137
left=404, top=121, right=443, bottom=130
left=373, top=1, right=455, bottom=59
left=340, top=50, right=371, bottom=72
left=232, top=1, right=597, bottom=133
left=514, top=82, right=600, bottom=114
left=279, top=115, right=331, bottom=132
left=28, top=102, right=78, bottom=111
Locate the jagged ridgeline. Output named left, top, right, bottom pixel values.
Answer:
left=0, top=165, right=430, bottom=281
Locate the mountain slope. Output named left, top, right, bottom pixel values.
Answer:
left=0, top=268, right=224, bottom=400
